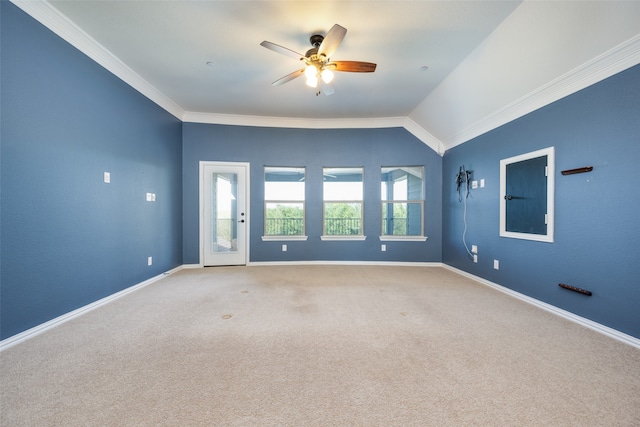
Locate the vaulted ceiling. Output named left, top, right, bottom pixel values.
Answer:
left=15, top=1, right=640, bottom=153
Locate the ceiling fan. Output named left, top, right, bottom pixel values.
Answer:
left=260, top=24, right=377, bottom=96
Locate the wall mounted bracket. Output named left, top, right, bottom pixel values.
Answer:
left=561, top=166, right=593, bottom=175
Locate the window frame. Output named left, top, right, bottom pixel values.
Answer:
left=380, top=166, right=427, bottom=242
left=321, top=167, right=366, bottom=241
left=262, top=166, right=308, bottom=241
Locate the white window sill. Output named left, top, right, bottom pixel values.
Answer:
left=321, top=235, right=367, bottom=241
left=261, top=235, right=309, bottom=241
left=379, top=236, right=428, bottom=242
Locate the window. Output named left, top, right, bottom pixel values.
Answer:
left=323, top=167, right=364, bottom=238
left=381, top=166, right=424, bottom=238
left=264, top=167, right=305, bottom=238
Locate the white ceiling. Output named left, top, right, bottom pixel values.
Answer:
left=16, top=1, right=640, bottom=153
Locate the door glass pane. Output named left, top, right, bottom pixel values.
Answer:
left=211, top=173, right=238, bottom=253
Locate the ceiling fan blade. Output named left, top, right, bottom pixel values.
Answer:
left=272, top=68, right=304, bottom=86
left=319, top=79, right=335, bottom=96
left=328, top=61, right=377, bottom=73
left=318, top=24, right=347, bottom=58
left=260, top=41, right=305, bottom=61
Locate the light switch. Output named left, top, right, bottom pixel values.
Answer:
left=104, top=172, right=110, bottom=183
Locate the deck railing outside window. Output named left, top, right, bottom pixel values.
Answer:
left=265, top=217, right=304, bottom=236
left=324, top=217, right=362, bottom=235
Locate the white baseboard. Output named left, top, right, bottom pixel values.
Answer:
left=181, top=263, right=202, bottom=269
left=442, top=265, right=640, bottom=350
left=1, top=262, right=435, bottom=350
left=248, top=261, right=444, bottom=267
left=0, top=265, right=184, bottom=352
left=4, top=262, right=637, bottom=351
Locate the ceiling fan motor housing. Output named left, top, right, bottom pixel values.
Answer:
left=309, top=34, right=324, bottom=48
left=305, top=47, right=319, bottom=59
left=306, top=35, right=326, bottom=63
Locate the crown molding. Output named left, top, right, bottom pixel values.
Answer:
left=10, top=0, right=185, bottom=119
left=442, top=34, right=640, bottom=151
left=182, top=112, right=445, bottom=155
left=12, top=0, right=444, bottom=153
left=402, top=117, right=445, bottom=156
left=181, top=111, right=405, bottom=130
left=14, top=1, right=637, bottom=156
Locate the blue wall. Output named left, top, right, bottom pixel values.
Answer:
left=182, top=124, right=442, bottom=264
left=3, top=1, right=638, bottom=342
left=442, top=64, right=640, bottom=338
left=0, top=2, right=183, bottom=339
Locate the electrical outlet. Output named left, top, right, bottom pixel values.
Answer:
left=381, top=244, right=386, bottom=252
left=282, top=244, right=287, bottom=252
left=148, top=256, right=153, bottom=266
left=471, top=245, right=478, bottom=254
left=472, top=180, right=478, bottom=189
left=473, top=254, right=478, bottom=263
left=494, top=259, right=500, bottom=270
left=480, top=179, right=485, bottom=188
left=103, top=172, right=110, bottom=183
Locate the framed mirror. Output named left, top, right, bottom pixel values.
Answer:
left=500, top=147, right=554, bottom=242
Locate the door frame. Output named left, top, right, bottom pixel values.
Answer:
left=199, top=161, right=250, bottom=267
left=499, top=147, right=554, bottom=243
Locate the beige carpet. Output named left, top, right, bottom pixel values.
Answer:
left=2, top=265, right=639, bottom=426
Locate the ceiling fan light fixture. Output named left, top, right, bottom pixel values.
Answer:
left=304, top=64, right=318, bottom=79
left=321, top=68, right=334, bottom=84
left=306, top=75, right=318, bottom=88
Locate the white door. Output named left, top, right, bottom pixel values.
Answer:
left=201, top=162, right=249, bottom=266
